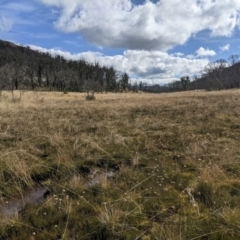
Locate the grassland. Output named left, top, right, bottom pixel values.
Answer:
left=0, top=89, right=240, bottom=239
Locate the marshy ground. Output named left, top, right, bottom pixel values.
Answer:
left=0, top=90, right=240, bottom=239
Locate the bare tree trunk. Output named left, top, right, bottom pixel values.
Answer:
left=11, top=77, right=14, bottom=100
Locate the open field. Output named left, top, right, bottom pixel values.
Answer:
left=0, top=90, right=240, bottom=239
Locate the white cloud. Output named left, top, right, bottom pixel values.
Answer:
left=37, top=0, right=240, bottom=51
left=26, top=44, right=209, bottom=84
left=0, top=16, right=13, bottom=32
left=220, top=44, right=230, bottom=52
left=173, top=52, right=184, bottom=57
left=196, top=47, right=216, bottom=57
left=186, top=54, right=195, bottom=59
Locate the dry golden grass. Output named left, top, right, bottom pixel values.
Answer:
left=0, top=89, right=240, bottom=239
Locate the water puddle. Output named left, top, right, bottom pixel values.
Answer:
left=0, top=187, right=50, bottom=216
left=85, top=169, right=116, bottom=187
left=0, top=167, right=117, bottom=217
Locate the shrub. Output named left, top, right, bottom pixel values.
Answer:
left=86, top=92, right=96, bottom=101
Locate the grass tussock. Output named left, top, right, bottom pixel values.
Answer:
left=0, top=89, right=240, bottom=239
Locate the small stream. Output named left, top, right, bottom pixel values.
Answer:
left=0, top=169, right=116, bottom=217
left=85, top=169, right=115, bottom=187
left=0, top=187, right=50, bottom=216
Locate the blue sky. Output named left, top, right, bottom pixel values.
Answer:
left=1, top=0, right=240, bottom=84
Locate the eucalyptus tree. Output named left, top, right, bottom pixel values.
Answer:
left=105, top=66, right=117, bottom=92
left=120, top=72, right=129, bottom=91
left=228, top=55, right=239, bottom=67
left=180, top=75, right=190, bottom=91
left=203, top=59, right=227, bottom=89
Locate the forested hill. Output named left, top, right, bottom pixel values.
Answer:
left=190, top=60, right=240, bottom=90
left=144, top=57, right=240, bottom=93
left=0, top=39, right=129, bottom=93
left=1, top=39, right=240, bottom=94
left=0, top=39, right=17, bottom=48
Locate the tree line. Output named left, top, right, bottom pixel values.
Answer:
left=1, top=39, right=240, bottom=95
left=0, top=40, right=130, bottom=97
left=141, top=55, right=240, bottom=93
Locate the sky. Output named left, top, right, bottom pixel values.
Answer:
left=1, top=0, right=240, bottom=85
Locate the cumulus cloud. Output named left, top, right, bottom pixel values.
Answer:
left=37, top=0, right=240, bottom=51
left=26, top=44, right=209, bottom=84
left=220, top=44, right=230, bottom=52
left=0, top=16, right=13, bottom=32
left=196, top=47, right=216, bottom=57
